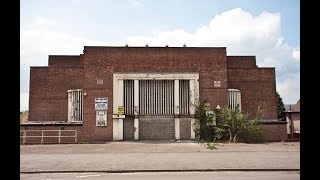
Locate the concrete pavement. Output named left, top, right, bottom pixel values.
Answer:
left=21, top=171, right=300, bottom=180
left=20, top=141, right=300, bottom=173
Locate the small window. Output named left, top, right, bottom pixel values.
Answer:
left=228, top=89, right=241, bottom=111
left=68, top=89, right=83, bottom=122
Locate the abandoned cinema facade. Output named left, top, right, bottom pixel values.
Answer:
left=20, top=46, right=287, bottom=144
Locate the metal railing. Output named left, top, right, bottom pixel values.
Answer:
left=20, top=130, right=77, bottom=144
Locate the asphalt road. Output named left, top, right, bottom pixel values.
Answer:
left=20, top=171, right=300, bottom=180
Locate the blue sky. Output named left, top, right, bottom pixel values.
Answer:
left=20, top=0, right=300, bottom=110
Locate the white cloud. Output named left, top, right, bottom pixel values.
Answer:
left=20, top=92, right=29, bottom=111
left=30, top=17, right=57, bottom=29
left=20, top=18, right=109, bottom=110
left=126, top=8, right=300, bottom=104
left=277, top=75, right=300, bottom=104
left=292, top=49, right=300, bottom=61
left=20, top=8, right=300, bottom=110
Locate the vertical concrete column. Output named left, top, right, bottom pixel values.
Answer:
left=190, top=118, right=195, bottom=139
left=134, top=80, right=139, bottom=140
left=175, top=118, right=180, bottom=140
left=118, top=118, right=123, bottom=140
left=189, top=80, right=196, bottom=140
left=189, top=80, right=195, bottom=114
left=113, top=79, right=124, bottom=141
left=174, top=79, right=180, bottom=140
left=118, top=79, right=124, bottom=140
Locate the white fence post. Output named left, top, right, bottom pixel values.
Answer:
left=41, top=131, right=44, bottom=144
left=58, top=130, right=61, bottom=144
left=20, top=130, right=77, bottom=144
left=23, top=130, right=26, bottom=144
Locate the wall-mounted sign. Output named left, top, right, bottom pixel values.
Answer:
left=96, top=111, right=107, bottom=126
left=118, top=106, right=124, bottom=115
left=97, top=79, right=103, bottom=85
left=204, top=103, right=211, bottom=111
left=95, top=98, right=108, bottom=111
left=214, top=80, right=221, bottom=87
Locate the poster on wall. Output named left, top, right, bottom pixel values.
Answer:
left=96, top=111, right=107, bottom=126
left=95, top=98, right=108, bottom=111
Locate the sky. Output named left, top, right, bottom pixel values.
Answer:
left=20, top=0, right=300, bottom=111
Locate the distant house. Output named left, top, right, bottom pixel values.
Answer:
left=284, top=100, right=300, bottom=139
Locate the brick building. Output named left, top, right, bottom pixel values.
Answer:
left=20, top=46, right=287, bottom=144
left=285, top=100, right=300, bottom=140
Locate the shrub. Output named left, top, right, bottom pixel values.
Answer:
left=194, top=101, right=262, bottom=143
left=239, top=120, right=263, bottom=143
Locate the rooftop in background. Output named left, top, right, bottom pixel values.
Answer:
left=285, top=100, right=300, bottom=112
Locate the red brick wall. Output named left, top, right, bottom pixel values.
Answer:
left=81, top=89, right=113, bottom=142
left=227, top=56, right=257, bottom=68
left=261, top=123, right=287, bottom=141
left=83, top=46, right=229, bottom=111
left=27, top=46, right=278, bottom=143
left=227, top=67, right=277, bottom=119
left=80, top=47, right=230, bottom=141
left=48, top=55, right=83, bottom=67
left=29, top=67, right=84, bottom=121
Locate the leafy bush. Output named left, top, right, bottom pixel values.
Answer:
left=20, top=110, right=28, bottom=124
left=219, top=107, right=247, bottom=142
left=194, top=100, right=263, bottom=143
left=219, top=106, right=262, bottom=143
left=239, top=120, right=263, bottom=143
left=213, top=126, right=228, bottom=140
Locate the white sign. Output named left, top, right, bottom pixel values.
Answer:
left=214, top=80, right=221, bottom=87
left=97, top=79, right=103, bottom=85
left=96, top=111, right=107, bottom=126
left=95, top=98, right=108, bottom=110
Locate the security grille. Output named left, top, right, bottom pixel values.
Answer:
left=67, top=89, right=83, bottom=122
left=228, top=89, right=241, bottom=111
left=124, top=80, right=190, bottom=115
left=139, top=80, right=174, bottom=115
left=124, top=80, right=135, bottom=115
left=179, top=80, right=189, bottom=114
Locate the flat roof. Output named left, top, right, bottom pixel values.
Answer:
left=84, top=46, right=227, bottom=49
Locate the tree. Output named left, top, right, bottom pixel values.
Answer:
left=20, top=110, right=28, bottom=124
left=276, top=91, right=286, bottom=121
left=194, top=100, right=215, bottom=140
